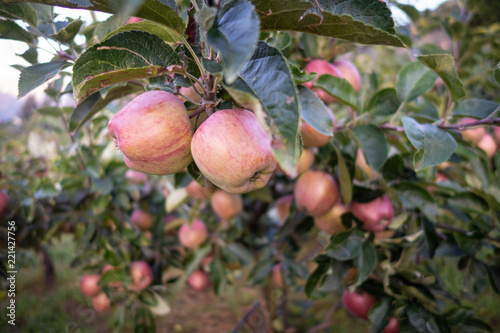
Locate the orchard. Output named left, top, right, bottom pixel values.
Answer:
left=0, top=0, right=499, bottom=332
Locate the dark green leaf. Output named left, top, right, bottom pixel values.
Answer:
left=484, top=264, right=500, bottom=294
left=396, top=61, right=438, bottom=102
left=318, top=260, right=352, bottom=292
left=314, top=74, right=358, bottom=109
left=366, top=88, right=400, bottom=115
left=305, top=261, right=329, bottom=298
left=451, top=98, right=499, bottom=119
left=186, top=243, right=211, bottom=277
left=290, top=63, right=317, bottom=85
left=355, top=241, right=376, bottom=286
left=326, top=228, right=365, bottom=261
left=298, top=85, right=334, bottom=136
left=50, top=18, right=82, bottom=43
left=422, top=217, right=439, bottom=258
left=352, top=186, right=385, bottom=203
left=461, top=318, right=493, bottom=332
left=454, top=233, right=482, bottom=255
left=334, top=145, right=353, bottom=205
left=248, top=259, right=273, bottom=285
left=418, top=54, right=466, bottom=101
left=104, top=20, right=181, bottom=43
left=210, top=257, right=227, bottom=296
left=494, top=63, right=500, bottom=85
left=0, top=19, right=34, bottom=43
left=352, top=125, right=388, bottom=171
left=396, top=3, right=420, bottom=22
left=448, top=192, right=490, bottom=214
left=0, top=2, right=37, bottom=26
left=18, top=60, right=69, bottom=98
left=393, top=182, right=438, bottom=219
left=369, top=298, right=392, bottom=333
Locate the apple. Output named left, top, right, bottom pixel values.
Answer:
left=351, top=195, right=394, bottom=232
left=356, top=149, right=374, bottom=178
left=314, top=203, right=347, bottom=235
left=108, top=90, right=193, bottom=175
left=126, top=17, right=143, bottom=24
left=477, top=133, right=497, bottom=159
left=210, top=190, right=243, bottom=219
left=186, top=180, right=216, bottom=200
left=382, top=318, right=400, bottom=333
left=272, top=264, right=284, bottom=288
left=125, top=170, right=148, bottom=184
left=300, top=108, right=336, bottom=147
left=129, top=261, right=153, bottom=292
left=459, top=118, right=485, bottom=144
left=0, top=191, right=9, bottom=215
left=303, top=59, right=343, bottom=103
left=92, top=292, right=111, bottom=312
left=297, top=148, right=315, bottom=174
left=80, top=274, right=102, bottom=297
left=332, top=59, right=361, bottom=93
left=130, top=209, right=153, bottom=231
left=187, top=270, right=211, bottom=291
left=191, top=109, right=277, bottom=194
left=276, top=195, right=294, bottom=225
left=342, top=289, right=379, bottom=321
left=178, top=219, right=209, bottom=249
left=102, top=264, right=123, bottom=288
left=294, top=170, right=339, bottom=216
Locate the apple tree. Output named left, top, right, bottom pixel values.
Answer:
left=0, top=0, right=499, bottom=332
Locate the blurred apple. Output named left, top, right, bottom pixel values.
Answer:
left=332, top=59, right=361, bottom=92
left=178, top=219, right=209, bottom=249
left=342, top=289, right=379, bottom=320
left=0, top=191, right=10, bottom=215
left=351, top=195, right=394, bottom=232
left=210, top=190, right=243, bottom=219
left=129, top=261, right=153, bottom=292
left=459, top=118, right=485, bottom=144
left=356, top=149, right=374, bottom=178
left=300, top=108, right=336, bottom=147
left=191, top=109, right=277, bottom=193
left=276, top=195, right=293, bottom=225
left=80, top=274, right=102, bottom=297
left=187, top=270, right=211, bottom=291
left=294, top=170, right=339, bottom=216
left=477, top=133, right=497, bottom=159
left=374, top=230, right=396, bottom=240
left=125, top=170, right=148, bottom=184
left=130, top=209, right=153, bottom=231
left=298, top=148, right=315, bottom=174
left=303, top=59, right=343, bottom=103
left=92, top=292, right=111, bottom=312
left=186, top=180, right=216, bottom=200
left=382, top=318, right=400, bottom=333
left=179, top=80, right=203, bottom=104
left=314, top=203, right=347, bottom=235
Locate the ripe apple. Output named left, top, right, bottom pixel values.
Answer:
left=272, top=264, right=284, bottom=288
left=92, top=292, right=111, bottom=312
left=294, top=171, right=339, bottom=216
left=210, top=190, right=243, bottom=220
left=351, top=195, right=394, bottom=232
left=459, top=118, right=485, bottom=144
left=125, top=170, right=148, bottom=184
left=356, top=149, right=374, bottom=178
left=129, top=261, right=153, bottom=292
left=130, top=209, right=153, bottom=231
left=178, top=219, right=209, bottom=249
left=108, top=90, right=193, bottom=175
left=297, top=148, right=315, bottom=174
left=342, top=289, right=379, bottom=321
left=332, top=59, right=361, bottom=93
left=80, top=274, right=102, bottom=297
left=186, top=180, right=216, bottom=200
left=0, top=191, right=9, bottom=215
left=102, top=264, right=123, bottom=288
left=303, top=59, right=343, bottom=103
left=191, top=109, right=277, bottom=194
left=300, top=108, right=336, bottom=147
left=126, top=17, right=143, bottom=24
left=314, top=203, right=347, bottom=235
left=477, top=133, right=497, bottom=159
left=187, top=270, right=211, bottom=291
left=276, top=195, right=294, bottom=225
left=382, top=318, right=400, bottom=333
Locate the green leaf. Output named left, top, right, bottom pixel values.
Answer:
left=448, top=192, right=489, bottom=215
left=305, top=260, right=330, bottom=298
left=351, top=125, right=388, bottom=171
left=494, top=63, right=500, bottom=85
left=325, top=228, right=365, bottom=260
left=298, top=85, right=334, bottom=136
left=393, top=182, right=438, bottom=220
left=355, top=241, right=376, bottom=286
left=223, top=42, right=301, bottom=178
left=248, top=259, right=273, bottom=285
left=0, top=19, right=34, bottom=43
left=314, top=74, right=358, bottom=109
left=50, top=18, right=82, bottom=43
left=422, top=216, right=439, bottom=258
left=418, top=54, right=466, bottom=101
left=396, top=3, right=420, bottom=22
left=402, top=116, right=457, bottom=171
left=0, top=2, right=37, bottom=26
left=461, top=318, right=493, bottom=332
left=252, top=0, right=405, bottom=47
left=366, top=88, right=400, bottom=115
left=396, top=61, right=438, bottom=102
left=334, top=145, right=353, bottom=205
left=103, top=19, right=181, bottom=43
left=290, top=63, right=317, bottom=85
left=451, top=98, right=499, bottom=119
left=210, top=257, right=227, bottom=296
left=369, top=298, right=392, bottom=333
left=207, top=0, right=260, bottom=84
left=18, top=60, right=69, bottom=98
left=72, top=31, right=180, bottom=103
left=186, top=243, right=211, bottom=277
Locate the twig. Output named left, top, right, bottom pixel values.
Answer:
left=306, top=300, right=342, bottom=333
left=436, top=223, right=497, bottom=242
left=230, top=301, right=261, bottom=333
left=189, top=106, right=206, bottom=119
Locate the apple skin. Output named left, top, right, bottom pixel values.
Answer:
left=187, top=270, right=211, bottom=291
left=102, top=265, right=123, bottom=288
left=0, top=191, right=9, bottom=215
left=351, top=195, right=394, bottom=232
left=126, top=17, right=143, bottom=24
left=342, top=289, right=379, bottom=321
left=129, top=261, right=153, bottom=292
left=92, top=292, right=111, bottom=312
left=314, top=203, right=347, bottom=235
left=382, top=318, right=400, bottom=333
left=356, top=149, right=374, bottom=178
left=300, top=108, right=336, bottom=147
left=186, top=180, right=216, bottom=200
left=459, top=118, right=485, bottom=144
left=477, top=133, right=497, bottom=159
left=130, top=209, right=153, bottom=231
left=108, top=91, right=193, bottom=175
left=125, top=170, right=148, bottom=184
left=80, top=274, right=102, bottom=297
left=332, top=59, right=361, bottom=93
left=210, top=190, right=243, bottom=219
left=303, top=59, right=343, bottom=104
left=276, top=195, right=294, bottom=225
left=272, top=264, right=284, bottom=288
left=178, top=219, right=209, bottom=249
left=294, top=171, right=339, bottom=216
left=191, top=109, right=277, bottom=194
left=298, top=148, right=315, bottom=174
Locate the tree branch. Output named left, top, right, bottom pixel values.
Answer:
left=306, top=300, right=342, bottom=333
left=230, top=301, right=261, bottom=333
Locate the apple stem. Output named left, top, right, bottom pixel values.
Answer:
left=189, top=106, right=206, bottom=119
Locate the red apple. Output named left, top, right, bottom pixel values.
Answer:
left=294, top=171, right=339, bottom=216
left=332, top=59, right=361, bottom=93
left=102, top=265, right=123, bottom=288
left=351, top=195, right=394, bottom=232
left=342, top=289, right=379, bottom=321
left=186, top=180, right=216, bottom=200
left=314, top=203, right=348, bottom=235
left=210, top=190, right=243, bottom=219
left=297, top=148, right=315, bottom=174
left=92, top=292, right=111, bottom=312
left=80, top=274, right=102, bottom=297
left=126, top=17, right=143, bottom=24
left=130, top=209, right=153, bottom=231
left=276, top=195, right=294, bottom=225
left=477, top=133, right=497, bottom=159
left=272, top=264, right=284, bottom=288
left=125, top=170, right=148, bottom=184
left=178, top=219, right=209, bottom=249
left=191, top=109, right=277, bottom=193
left=303, top=59, right=343, bottom=103
left=108, top=91, right=193, bottom=175
left=129, top=261, right=153, bottom=292
left=0, top=191, right=9, bottom=215
left=459, top=118, right=485, bottom=144
left=356, top=149, right=374, bottom=178
left=300, top=108, right=336, bottom=147
left=187, top=270, right=211, bottom=291
left=382, top=318, right=400, bottom=333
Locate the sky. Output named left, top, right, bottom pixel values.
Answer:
left=0, top=0, right=448, bottom=119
